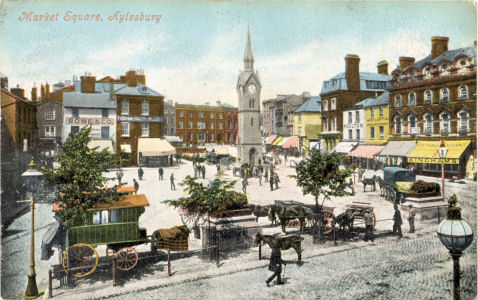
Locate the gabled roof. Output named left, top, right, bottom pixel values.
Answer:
left=399, top=45, right=476, bottom=71
left=345, top=97, right=375, bottom=111
left=114, top=83, right=163, bottom=97
left=237, top=71, right=262, bottom=89
left=63, top=92, right=116, bottom=108
left=364, top=91, right=390, bottom=108
left=1, top=88, right=34, bottom=107
left=295, top=96, right=322, bottom=113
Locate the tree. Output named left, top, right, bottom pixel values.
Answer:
left=164, top=172, right=247, bottom=229
left=42, top=126, right=119, bottom=228
left=293, top=148, right=354, bottom=208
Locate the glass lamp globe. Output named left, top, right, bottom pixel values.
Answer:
left=21, top=160, right=44, bottom=194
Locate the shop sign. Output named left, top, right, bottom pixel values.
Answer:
left=117, top=115, right=164, bottom=123
left=66, top=117, right=114, bottom=125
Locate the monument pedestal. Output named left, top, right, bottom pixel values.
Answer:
left=201, top=208, right=262, bottom=253
left=402, top=195, right=448, bottom=221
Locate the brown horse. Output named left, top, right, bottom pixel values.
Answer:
left=254, top=233, right=303, bottom=264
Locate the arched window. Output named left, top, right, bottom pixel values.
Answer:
left=395, top=95, right=402, bottom=108
left=459, top=85, right=468, bottom=100
left=408, top=92, right=416, bottom=106
left=424, top=90, right=433, bottom=105
left=458, top=110, right=470, bottom=135
left=440, top=112, right=450, bottom=134
left=394, top=115, right=402, bottom=134
left=424, top=113, right=434, bottom=135
left=440, top=63, right=450, bottom=76
left=440, top=88, right=449, bottom=103
left=423, top=66, right=432, bottom=78
left=408, top=113, right=417, bottom=130
left=458, top=59, right=469, bottom=74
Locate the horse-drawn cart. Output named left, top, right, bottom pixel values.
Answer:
left=335, top=202, right=376, bottom=236
left=45, top=192, right=189, bottom=278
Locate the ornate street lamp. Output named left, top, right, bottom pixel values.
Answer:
left=437, top=139, right=448, bottom=197
left=21, top=160, right=44, bottom=299
left=437, top=195, right=473, bottom=300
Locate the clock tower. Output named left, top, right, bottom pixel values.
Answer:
left=236, top=30, right=262, bottom=166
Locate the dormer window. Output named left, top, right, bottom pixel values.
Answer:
left=423, top=66, right=432, bottom=78
left=458, top=59, right=469, bottom=74
left=140, top=86, right=148, bottom=94
left=440, top=64, right=450, bottom=76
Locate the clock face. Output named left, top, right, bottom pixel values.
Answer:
left=247, top=83, right=257, bottom=95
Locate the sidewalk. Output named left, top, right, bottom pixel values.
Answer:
left=51, top=218, right=439, bottom=300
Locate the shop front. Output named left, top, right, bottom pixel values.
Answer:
left=407, top=140, right=471, bottom=179
left=376, top=141, right=417, bottom=168
left=348, top=145, right=386, bottom=169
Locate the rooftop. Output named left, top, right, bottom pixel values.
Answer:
left=398, top=45, right=476, bottom=71
left=364, top=91, right=390, bottom=108
left=295, top=96, right=322, bottom=113
left=63, top=92, right=116, bottom=108
left=321, top=72, right=391, bottom=94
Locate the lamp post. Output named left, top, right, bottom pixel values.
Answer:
left=437, top=139, right=448, bottom=197
left=437, top=194, right=473, bottom=300
left=21, top=160, right=44, bottom=299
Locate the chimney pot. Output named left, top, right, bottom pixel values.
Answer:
left=10, top=87, right=25, bottom=99
left=126, top=70, right=138, bottom=87
left=0, top=77, right=7, bottom=89
left=31, top=87, right=38, bottom=101
left=431, top=36, right=449, bottom=59
left=80, top=75, right=96, bottom=93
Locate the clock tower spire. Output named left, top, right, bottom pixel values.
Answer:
left=237, top=30, right=262, bottom=166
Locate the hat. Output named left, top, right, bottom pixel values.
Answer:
left=408, top=204, right=413, bottom=208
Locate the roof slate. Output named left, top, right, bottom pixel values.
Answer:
left=63, top=92, right=116, bottom=108
left=398, top=45, right=476, bottom=71
left=364, top=91, right=390, bottom=108
left=295, top=96, right=322, bottom=113
left=321, top=72, right=391, bottom=94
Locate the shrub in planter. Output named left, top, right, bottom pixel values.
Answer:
left=410, top=180, right=440, bottom=194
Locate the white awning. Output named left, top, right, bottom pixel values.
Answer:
left=138, top=138, right=176, bottom=157
left=213, top=146, right=230, bottom=155
left=88, top=140, right=114, bottom=153
left=120, top=144, right=132, bottom=153
left=332, top=141, right=358, bottom=154
left=164, top=135, right=183, bottom=143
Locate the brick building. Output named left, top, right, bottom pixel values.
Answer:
left=389, top=37, right=476, bottom=179
left=175, top=102, right=238, bottom=146
left=262, top=94, right=308, bottom=136
left=319, top=55, right=391, bottom=151
left=163, top=100, right=176, bottom=137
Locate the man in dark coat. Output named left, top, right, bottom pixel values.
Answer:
left=270, top=171, right=274, bottom=191
left=138, top=167, right=144, bottom=180
left=133, top=178, right=139, bottom=193
left=242, top=177, right=248, bottom=193
left=158, top=167, right=164, bottom=180
left=170, top=173, right=176, bottom=190
left=265, top=168, right=269, bottom=182
left=201, top=165, right=205, bottom=179
left=393, top=204, right=403, bottom=238
left=408, top=204, right=416, bottom=233
left=266, top=241, right=285, bottom=286
left=363, top=209, right=374, bottom=242
left=274, top=173, right=280, bottom=190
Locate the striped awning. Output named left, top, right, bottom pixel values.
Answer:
left=272, top=136, right=284, bottom=146
left=348, top=145, right=386, bottom=159
left=282, top=136, right=300, bottom=149
left=278, top=137, right=289, bottom=146
left=266, top=135, right=278, bottom=145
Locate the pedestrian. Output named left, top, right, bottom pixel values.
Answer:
left=393, top=204, right=403, bottom=238
left=266, top=240, right=285, bottom=287
left=217, top=164, right=221, bottom=174
left=133, top=178, right=139, bottom=193
left=258, top=158, right=262, bottom=166
left=202, top=165, right=206, bottom=179
left=349, top=178, right=355, bottom=196
left=258, top=171, right=262, bottom=186
left=408, top=204, right=416, bottom=233
left=158, top=167, right=164, bottom=180
left=265, top=168, right=269, bottom=182
left=274, top=173, right=280, bottom=190
left=363, top=208, right=374, bottom=242
left=242, top=177, right=248, bottom=193
left=170, top=173, right=176, bottom=190
left=138, top=167, right=144, bottom=180
left=270, top=171, right=274, bottom=191
left=170, top=155, right=173, bottom=166
left=284, top=153, right=288, bottom=162
left=116, top=168, right=124, bottom=186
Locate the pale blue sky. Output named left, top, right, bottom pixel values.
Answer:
left=1, top=1, right=476, bottom=105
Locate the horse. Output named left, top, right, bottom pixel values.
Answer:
left=361, top=177, right=376, bottom=192
left=249, top=204, right=271, bottom=222
left=335, top=209, right=356, bottom=240
left=254, top=233, right=304, bottom=264
left=268, top=204, right=308, bottom=234
left=374, top=175, right=385, bottom=196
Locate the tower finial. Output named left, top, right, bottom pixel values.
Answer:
left=244, top=29, right=254, bottom=71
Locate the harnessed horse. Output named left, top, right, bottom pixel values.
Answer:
left=268, top=204, right=308, bottom=234
left=254, top=233, right=303, bottom=264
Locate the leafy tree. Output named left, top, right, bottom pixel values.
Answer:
left=42, top=126, right=119, bottom=228
left=293, top=148, right=354, bottom=208
left=164, top=172, right=247, bottom=228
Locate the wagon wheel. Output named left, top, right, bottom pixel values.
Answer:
left=322, top=210, right=336, bottom=235
left=116, top=247, right=139, bottom=271
left=62, top=243, right=99, bottom=278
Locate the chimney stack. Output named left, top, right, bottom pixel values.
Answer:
left=11, top=85, right=25, bottom=99
left=31, top=86, right=38, bottom=101
left=431, top=36, right=449, bottom=59
left=45, top=83, right=50, bottom=98
left=125, top=70, right=138, bottom=87
left=41, top=84, right=46, bottom=99
left=399, top=57, right=415, bottom=70
left=216, top=100, right=221, bottom=107
left=0, top=77, right=7, bottom=89
left=345, top=54, right=361, bottom=91
left=80, top=75, right=96, bottom=93
left=377, top=60, right=389, bottom=75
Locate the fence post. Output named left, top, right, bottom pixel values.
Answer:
left=48, top=269, right=53, bottom=298
left=112, top=258, right=117, bottom=286
left=167, top=249, right=171, bottom=276
left=258, top=241, right=262, bottom=260
left=437, top=207, right=441, bottom=224
left=216, top=240, right=219, bottom=267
